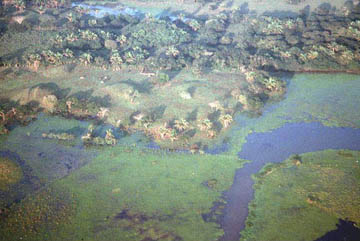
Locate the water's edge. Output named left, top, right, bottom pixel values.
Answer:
left=222, top=122, right=360, bottom=241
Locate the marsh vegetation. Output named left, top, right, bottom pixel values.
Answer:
left=0, top=0, right=360, bottom=241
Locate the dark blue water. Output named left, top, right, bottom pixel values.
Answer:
left=222, top=122, right=360, bottom=241
left=314, top=219, right=360, bottom=241
left=205, top=142, right=229, bottom=154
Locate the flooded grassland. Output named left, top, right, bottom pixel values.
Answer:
left=0, top=0, right=360, bottom=241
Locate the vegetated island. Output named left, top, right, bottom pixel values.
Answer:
left=240, top=150, right=360, bottom=241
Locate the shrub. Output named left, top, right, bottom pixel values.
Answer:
left=156, top=72, right=170, bottom=84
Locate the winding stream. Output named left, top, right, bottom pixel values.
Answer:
left=2, top=1, right=360, bottom=236
left=1, top=78, right=360, bottom=240
left=222, top=122, right=360, bottom=241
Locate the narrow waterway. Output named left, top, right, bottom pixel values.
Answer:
left=2, top=71, right=359, bottom=241
left=221, top=122, right=360, bottom=241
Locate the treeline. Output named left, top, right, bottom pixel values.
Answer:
left=2, top=0, right=71, bottom=10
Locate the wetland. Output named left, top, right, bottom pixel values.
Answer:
left=0, top=0, right=360, bottom=241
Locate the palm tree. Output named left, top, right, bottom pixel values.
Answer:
left=219, top=114, right=233, bottom=128
left=159, top=126, right=171, bottom=140
left=141, top=119, right=151, bottom=129
left=110, top=50, right=123, bottom=66
left=82, top=124, right=95, bottom=142
left=0, top=110, right=5, bottom=122
left=116, top=34, right=127, bottom=45
left=207, top=129, right=216, bottom=139
left=169, top=129, right=178, bottom=142
left=198, top=118, right=213, bottom=131
left=261, top=77, right=284, bottom=92
left=208, top=100, right=223, bottom=111
left=174, top=119, right=190, bottom=132
left=80, top=52, right=93, bottom=65
left=166, top=46, right=180, bottom=57
left=105, top=129, right=117, bottom=145
left=96, top=108, right=109, bottom=119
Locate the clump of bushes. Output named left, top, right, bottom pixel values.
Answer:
left=285, top=0, right=305, bottom=4
left=56, top=96, right=103, bottom=119
left=155, top=72, right=170, bottom=84
left=122, top=18, right=192, bottom=49
left=3, top=0, right=71, bottom=10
